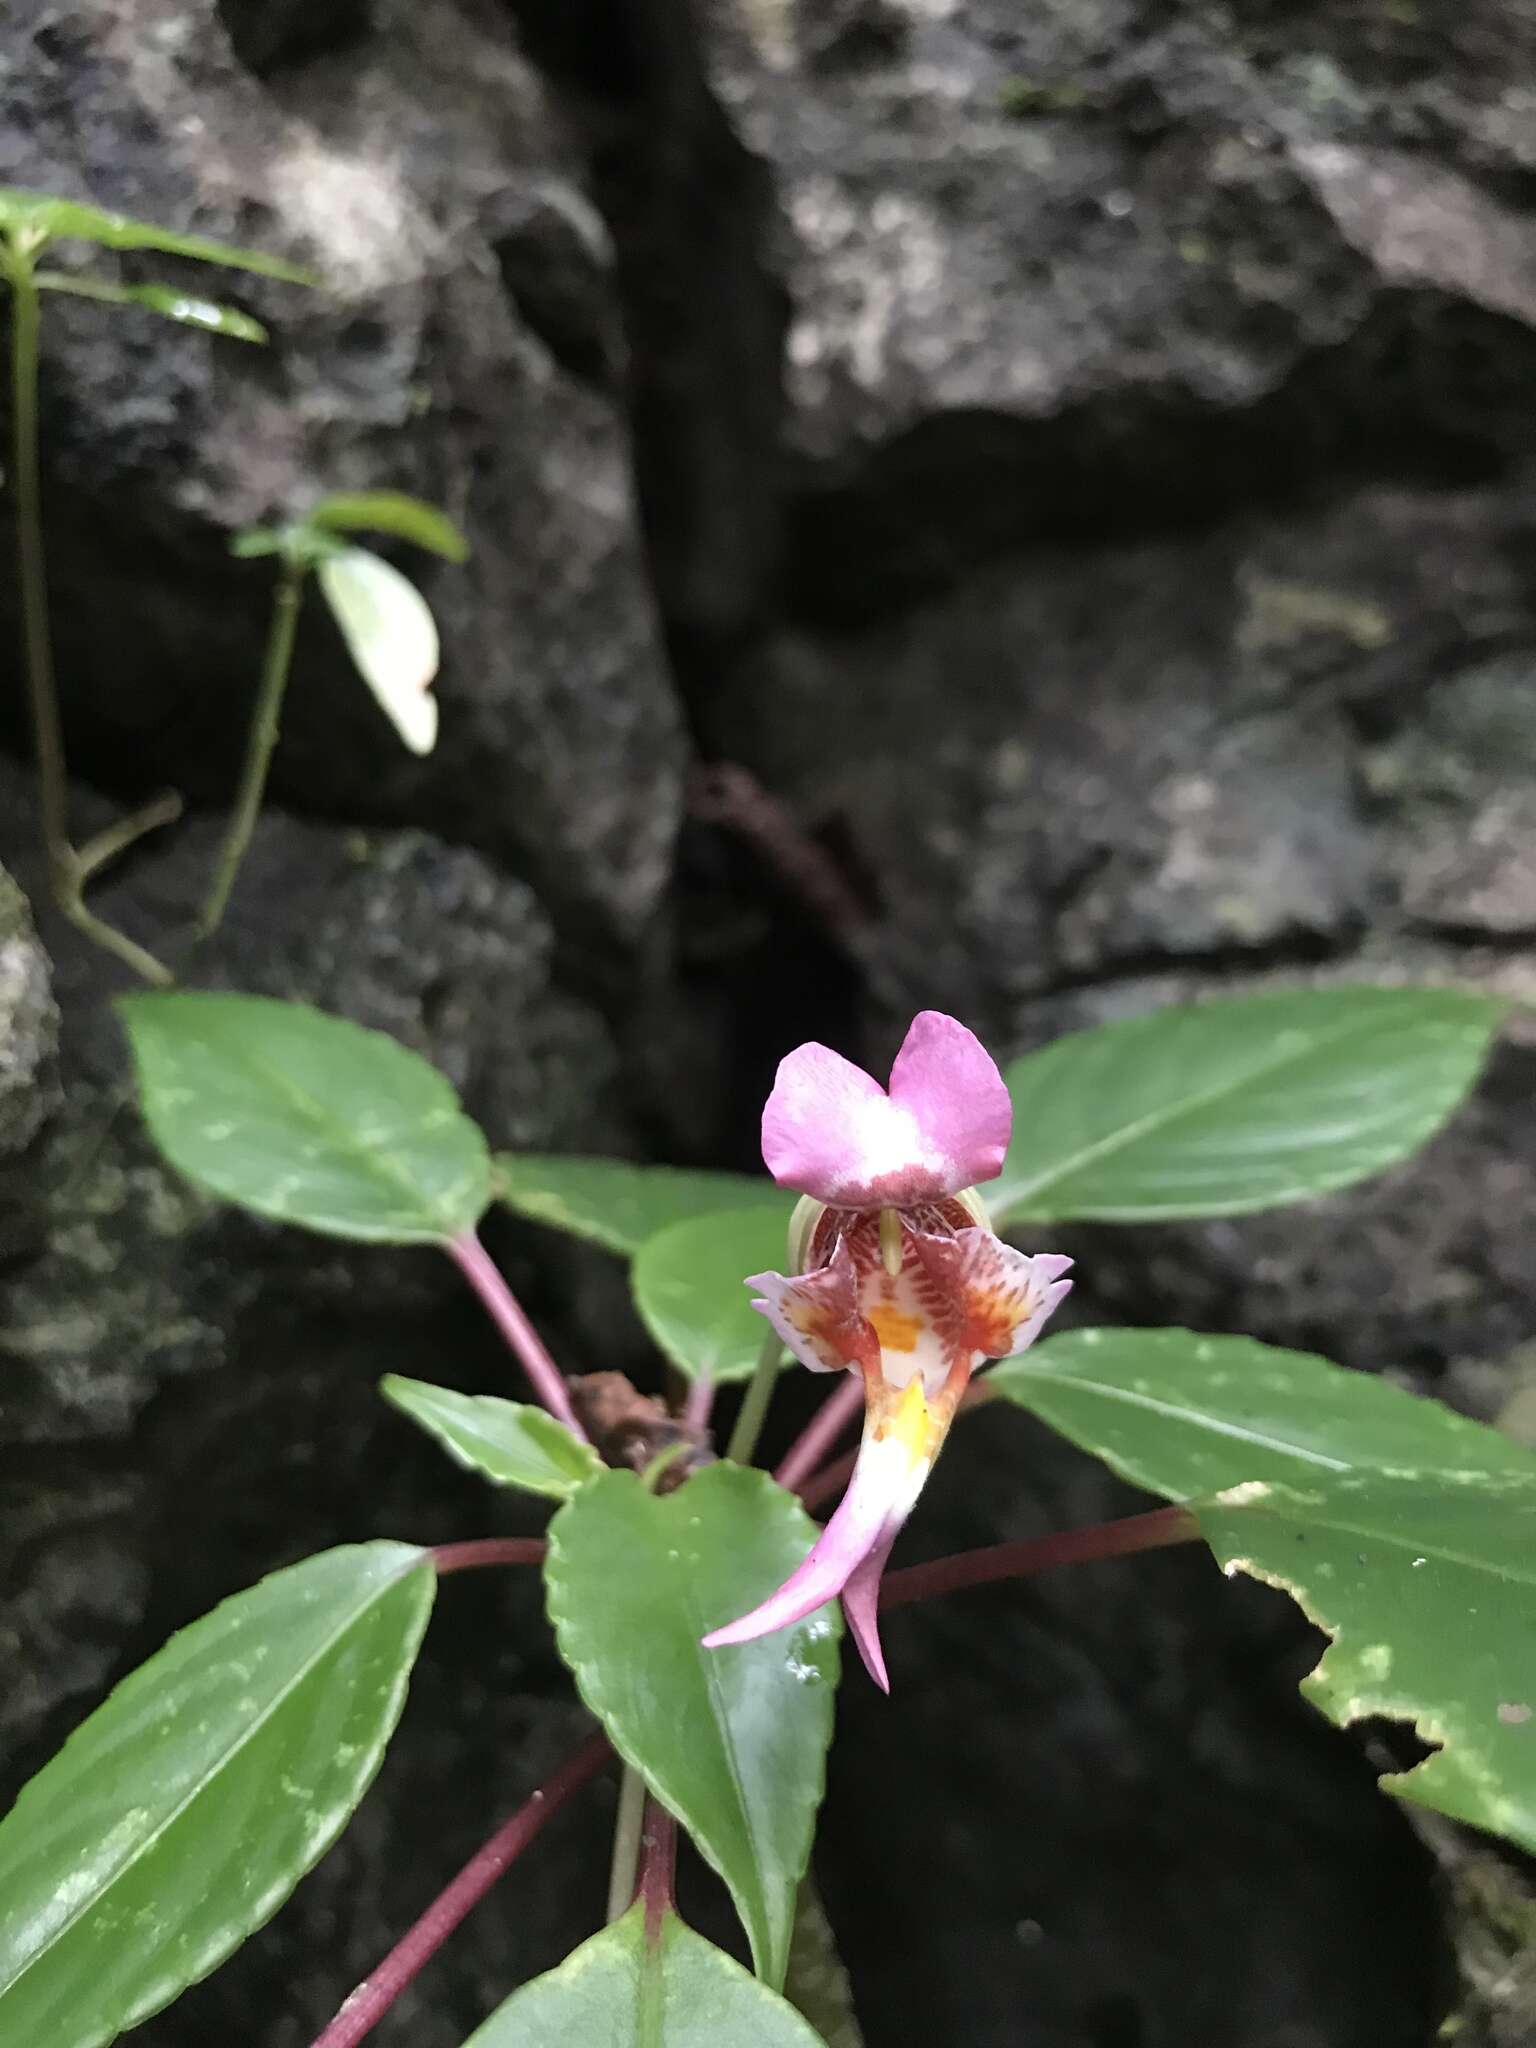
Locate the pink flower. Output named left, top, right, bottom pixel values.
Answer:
left=703, top=1012, right=1071, bottom=1689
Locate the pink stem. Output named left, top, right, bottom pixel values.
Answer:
left=306, top=1729, right=612, bottom=2048
left=638, top=1799, right=678, bottom=1941
left=795, top=1448, right=856, bottom=1515
left=879, top=1505, right=1201, bottom=1610
left=682, top=1371, right=716, bottom=1438
left=774, top=1375, right=864, bottom=1492
left=432, top=1538, right=548, bottom=1575
left=447, top=1229, right=589, bottom=1441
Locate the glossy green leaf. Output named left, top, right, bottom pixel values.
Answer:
left=317, top=544, right=440, bottom=755
left=1197, top=1469, right=1536, bottom=1854
left=309, top=490, right=469, bottom=561
left=497, top=1153, right=790, bottom=1258
left=0, top=185, right=315, bottom=280
left=991, top=1328, right=1536, bottom=1503
left=119, top=992, right=490, bottom=1243
left=34, top=273, right=267, bottom=339
left=381, top=1374, right=602, bottom=1499
left=545, top=1465, right=839, bottom=1986
left=990, top=987, right=1503, bottom=1224
left=631, top=1207, right=799, bottom=1383
left=0, top=1542, right=433, bottom=2048
left=462, top=1902, right=827, bottom=2046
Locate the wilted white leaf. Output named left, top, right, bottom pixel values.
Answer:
left=317, top=545, right=440, bottom=755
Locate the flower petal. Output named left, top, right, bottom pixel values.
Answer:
left=748, top=1237, right=879, bottom=1376
left=909, top=1228, right=1073, bottom=1360
left=701, top=1426, right=930, bottom=1668
left=839, top=1521, right=901, bottom=1693
left=886, top=1011, right=1012, bottom=1194
left=762, top=1041, right=952, bottom=1207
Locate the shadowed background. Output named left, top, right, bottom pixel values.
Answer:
left=3, top=2, right=1536, bottom=2043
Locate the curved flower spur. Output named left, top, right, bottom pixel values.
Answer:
left=703, top=1011, right=1072, bottom=1690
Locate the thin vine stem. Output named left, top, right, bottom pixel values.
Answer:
left=638, top=1797, right=677, bottom=1934
left=879, top=1505, right=1202, bottom=1609
left=774, top=1374, right=864, bottom=1492
left=6, top=238, right=174, bottom=984
left=198, top=554, right=305, bottom=935
left=725, top=1330, right=784, bottom=1464
left=8, top=247, right=69, bottom=876
left=432, top=1537, right=547, bottom=1575
left=306, top=1729, right=612, bottom=2048
left=606, top=1766, right=648, bottom=1924
left=795, top=1447, right=856, bottom=1514
left=445, top=1229, right=589, bottom=1441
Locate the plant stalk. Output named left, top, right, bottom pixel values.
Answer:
left=725, top=1330, right=784, bottom=1464
left=7, top=242, right=175, bottom=985
left=638, top=1798, right=677, bottom=1933
left=606, top=1766, right=649, bottom=1924
left=445, top=1229, right=589, bottom=1441
left=8, top=252, right=69, bottom=879
left=879, top=1505, right=1202, bottom=1609
left=199, top=555, right=305, bottom=935
left=306, top=1729, right=611, bottom=2048
left=775, top=1374, right=865, bottom=1492
left=431, top=1537, right=547, bottom=1575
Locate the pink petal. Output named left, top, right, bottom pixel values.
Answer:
left=761, top=1012, right=1011, bottom=1208
left=886, top=1012, right=1012, bottom=1195
left=909, top=1228, right=1073, bottom=1360
left=761, top=1042, right=938, bottom=1207
left=840, top=1521, right=902, bottom=1693
left=702, top=1428, right=929, bottom=1661
left=748, top=1237, right=878, bottom=1377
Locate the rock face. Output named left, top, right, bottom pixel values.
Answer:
left=4, top=1, right=1536, bottom=2045
left=0, top=0, right=684, bottom=947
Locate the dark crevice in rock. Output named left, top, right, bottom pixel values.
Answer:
left=1024, top=922, right=1371, bottom=1003
left=785, top=289, right=1536, bottom=629
left=496, top=0, right=790, bottom=711
left=216, top=0, right=379, bottom=77
left=1404, top=918, right=1536, bottom=953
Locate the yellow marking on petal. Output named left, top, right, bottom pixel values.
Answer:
left=879, top=1206, right=903, bottom=1277
left=873, top=1376, right=941, bottom=1464
left=867, top=1303, right=924, bottom=1353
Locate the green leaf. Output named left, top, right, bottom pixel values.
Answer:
left=631, top=1207, right=798, bottom=1383
left=0, top=1542, right=433, bottom=2048
left=0, top=185, right=315, bottom=281
left=497, top=1153, right=790, bottom=1258
left=990, top=987, right=1503, bottom=1224
left=229, top=526, right=284, bottom=559
left=381, top=1374, right=602, bottom=1499
left=33, top=273, right=268, bottom=339
left=118, top=992, right=490, bottom=1244
left=461, top=1902, right=827, bottom=2046
left=309, top=490, right=469, bottom=562
left=991, top=1328, right=1536, bottom=1503
left=317, top=544, right=440, bottom=755
left=1197, top=1469, right=1536, bottom=1855
left=545, top=1466, right=839, bottom=1986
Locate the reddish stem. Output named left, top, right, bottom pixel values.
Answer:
left=307, top=1730, right=612, bottom=2048
left=796, top=1448, right=856, bottom=1515
left=682, top=1371, right=716, bottom=1438
left=447, top=1229, right=589, bottom=1441
left=879, top=1505, right=1201, bottom=1610
left=432, top=1538, right=548, bottom=1575
left=638, top=1799, right=678, bottom=1940
left=775, top=1376, right=864, bottom=1492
